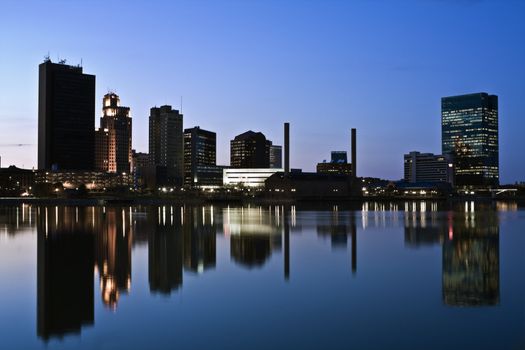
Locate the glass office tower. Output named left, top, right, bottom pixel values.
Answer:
left=441, top=93, right=498, bottom=187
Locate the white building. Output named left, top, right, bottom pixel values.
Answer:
left=223, top=168, right=283, bottom=188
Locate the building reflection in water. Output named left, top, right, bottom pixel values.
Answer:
left=95, top=207, right=132, bottom=309
left=224, top=206, right=282, bottom=269
left=442, top=202, right=499, bottom=306
left=147, top=205, right=217, bottom=295
left=316, top=205, right=357, bottom=273
left=36, top=206, right=95, bottom=341
left=148, top=206, right=184, bottom=294
left=404, top=201, right=444, bottom=247
left=0, top=204, right=35, bottom=235
left=403, top=201, right=500, bottom=306
left=184, top=206, right=216, bottom=273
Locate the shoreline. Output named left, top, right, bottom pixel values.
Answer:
left=0, top=195, right=523, bottom=206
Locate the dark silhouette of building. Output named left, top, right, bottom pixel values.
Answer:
left=38, top=59, right=95, bottom=171
left=0, top=165, right=34, bottom=196
left=95, top=93, right=132, bottom=174
left=149, top=105, right=183, bottom=186
left=317, top=151, right=352, bottom=175
left=230, top=131, right=271, bottom=168
left=37, top=206, right=94, bottom=340
left=183, top=126, right=222, bottom=187
left=442, top=93, right=499, bottom=187
left=266, top=172, right=353, bottom=199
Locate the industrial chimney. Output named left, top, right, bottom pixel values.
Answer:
left=351, top=128, right=356, bottom=179
left=284, top=122, right=290, bottom=176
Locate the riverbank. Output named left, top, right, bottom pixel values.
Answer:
left=1, top=194, right=524, bottom=206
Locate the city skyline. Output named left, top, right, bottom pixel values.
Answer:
left=1, top=1, right=524, bottom=183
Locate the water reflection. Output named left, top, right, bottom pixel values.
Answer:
left=95, top=207, right=132, bottom=308
left=224, top=206, right=282, bottom=269
left=183, top=206, right=216, bottom=273
left=442, top=203, right=500, bottom=306
left=148, top=207, right=183, bottom=295
left=316, top=206, right=357, bottom=273
left=0, top=201, right=509, bottom=343
left=402, top=202, right=500, bottom=306
left=36, top=207, right=94, bottom=341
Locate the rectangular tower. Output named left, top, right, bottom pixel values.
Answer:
left=441, top=93, right=498, bottom=187
left=183, top=126, right=217, bottom=186
left=149, top=105, right=183, bottom=186
left=38, top=60, right=96, bottom=170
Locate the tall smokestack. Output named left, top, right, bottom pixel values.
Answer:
left=351, top=128, right=356, bottom=178
left=284, top=122, right=290, bottom=175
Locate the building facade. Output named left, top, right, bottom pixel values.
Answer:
left=223, top=168, right=282, bottom=188
left=403, top=151, right=454, bottom=184
left=38, top=59, right=96, bottom=170
left=230, top=131, right=271, bottom=168
left=316, top=151, right=352, bottom=175
left=131, top=150, right=151, bottom=189
left=269, top=145, right=282, bottom=169
left=442, top=93, right=498, bottom=187
left=149, top=105, right=183, bottom=186
left=183, top=127, right=218, bottom=186
left=95, top=93, right=132, bottom=174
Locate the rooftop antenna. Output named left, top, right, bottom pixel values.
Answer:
left=80, top=58, right=83, bottom=67
left=180, top=96, right=183, bottom=113
left=44, top=52, right=50, bottom=62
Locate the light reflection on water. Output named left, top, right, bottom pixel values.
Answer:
left=0, top=201, right=523, bottom=350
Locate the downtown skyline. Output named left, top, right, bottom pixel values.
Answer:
left=1, top=0, right=524, bottom=183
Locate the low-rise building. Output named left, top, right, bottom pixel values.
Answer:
left=223, top=168, right=282, bottom=188
left=404, top=151, right=454, bottom=185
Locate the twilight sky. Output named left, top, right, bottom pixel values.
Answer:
left=0, top=0, right=524, bottom=183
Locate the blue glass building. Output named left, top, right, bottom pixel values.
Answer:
left=441, top=93, right=499, bottom=187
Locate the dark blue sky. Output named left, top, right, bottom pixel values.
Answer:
left=0, top=0, right=524, bottom=182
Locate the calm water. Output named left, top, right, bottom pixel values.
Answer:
left=0, top=202, right=524, bottom=349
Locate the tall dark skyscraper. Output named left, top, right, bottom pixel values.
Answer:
left=38, top=59, right=96, bottom=170
left=441, top=93, right=499, bottom=187
left=149, top=105, right=183, bottom=185
left=183, top=126, right=218, bottom=186
left=95, top=93, right=132, bottom=174
left=230, top=130, right=271, bottom=168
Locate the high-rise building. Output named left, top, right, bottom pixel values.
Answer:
left=38, top=59, right=96, bottom=170
left=95, top=93, right=132, bottom=174
left=230, top=131, right=270, bottom=168
left=442, top=93, right=499, bottom=187
left=403, top=151, right=454, bottom=184
left=269, top=145, right=282, bottom=169
left=149, top=105, right=183, bottom=186
left=183, top=126, right=220, bottom=187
